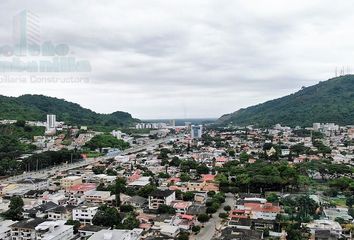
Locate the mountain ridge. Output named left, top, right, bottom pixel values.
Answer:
left=0, top=94, right=139, bottom=129
left=217, top=75, right=354, bottom=127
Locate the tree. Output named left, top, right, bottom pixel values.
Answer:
left=92, top=205, right=121, bottom=228
left=85, top=134, right=130, bottom=152
left=137, top=184, right=156, bottom=198
left=228, top=149, right=235, bottom=157
left=65, top=220, right=80, bottom=234
left=120, top=205, right=134, bottom=213
left=267, top=193, right=279, bottom=203
left=170, top=156, right=181, bottom=167
left=119, top=213, right=139, bottom=230
left=158, top=204, right=176, bottom=214
left=3, top=196, right=24, bottom=221
left=182, top=192, right=195, bottom=201
left=92, top=166, right=105, bottom=174
left=346, top=196, right=354, bottom=208
left=207, top=191, right=216, bottom=197
left=348, top=208, right=354, bottom=218
left=177, top=232, right=190, bottom=240
left=219, top=212, right=228, bottom=219
left=106, top=168, right=117, bottom=176
left=224, top=205, right=231, bottom=212
left=192, top=225, right=201, bottom=233
left=215, top=173, right=228, bottom=184
left=197, top=213, right=210, bottom=223
left=196, top=164, right=209, bottom=174
left=180, top=173, right=191, bottom=182
left=239, top=151, right=249, bottom=163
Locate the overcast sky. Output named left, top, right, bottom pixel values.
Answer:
left=0, top=0, right=353, bottom=119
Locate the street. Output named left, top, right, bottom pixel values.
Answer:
left=191, top=193, right=235, bottom=240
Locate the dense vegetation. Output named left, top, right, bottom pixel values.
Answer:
left=215, top=159, right=354, bottom=193
left=0, top=94, right=139, bottom=129
left=0, top=121, right=84, bottom=176
left=218, top=75, right=354, bottom=127
left=0, top=122, right=43, bottom=175
left=84, top=134, right=130, bottom=152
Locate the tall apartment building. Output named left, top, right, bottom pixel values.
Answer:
left=191, top=125, right=203, bottom=139
left=46, top=114, right=56, bottom=131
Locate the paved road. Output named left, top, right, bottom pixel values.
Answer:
left=191, top=193, right=235, bottom=240
left=0, top=134, right=183, bottom=184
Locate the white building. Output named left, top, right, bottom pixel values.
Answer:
left=148, top=190, right=175, bottom=210
left=111, top=130, right=123, bottom=139
left=72, top=205, right=98, bottom=225
left=0, top=220, right=16, bottom=240
left=35, top=220, right=73, bottom=240
left=313, top=123, right=321, bottom=131
left=88, top=229, right=143, bottom=240
left=306, top=220, right=342, bottom=238
left=46, top=114, right=56, bottom=131
left=10, top=218, right=47, bottom=240
left=84, top=190, right=111, bottom=204
left=191, top=125, right=203, bottom=139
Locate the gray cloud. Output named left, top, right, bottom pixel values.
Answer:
left=1, top=0, right=354, bottom=119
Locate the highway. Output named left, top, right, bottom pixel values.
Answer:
left=0, top=135, right=182, bottom=184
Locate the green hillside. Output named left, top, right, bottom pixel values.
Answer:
left=218, top=75, right=354, bottom=127
left=0, top=94, right=139, bottom=129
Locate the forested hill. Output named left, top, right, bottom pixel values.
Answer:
left=0, top=94, right=139, bottom=128
left=218, top=75, right=354, bottom=127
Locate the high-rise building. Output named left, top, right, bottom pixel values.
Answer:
left=313, top=123, right=321, bottom=131
left=46, top=114, right=56, bottom=131
left=191, top=125, right=203, bottom=139
left=13, top=10, right=40, bottom=55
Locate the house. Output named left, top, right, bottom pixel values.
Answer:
left=314, top=230, right=341, bottom=240
left=84, top=190, right=111, bottom=204
left=47, top=206, right=71, bottom=221
left=67, top=184, right=97, bottom=196
left=87, top=229, right=143, bottom=240
left=35, top=220, right=73, bottom=240
left=128, top=177, right=151, bottom=188
left=234, top=198, right=280, bottom=221
left=23, top=202, right=58, bottom=219
left=124, top=195, right=148, bottom=209
left=88, top=174, right=116, bottom=185
left=78, top=225, right=109, bottom=240
left=60, top=176, right=82, bottom=189
left=72, top=205, right=99, bottom=225
left=171, top=214, right=195, bottom=230
left=148, top=190, right=175, bottom=210
left=17, top=179, right=50, bottom=191
left=245, top=202, right=281, bottom=220
left=323, top=208, right=353, bottom=222
left=219, top=227, right=264, bottom=240
left=194, top=192, right=208, bottom=204
left=40, top=192, right=66, bottom=205
left=186, top=204, right=207, bottom=216
left=306, top=220, right=342, bottom=239
left=155, top=223, right=180, bottom=238
left=0, top=220, right=17, bottom=240
left=10, top=218, right=47, bottom=240
left=171, top=201, right=192, bottom=214
left=185, top=179, right=219, bottom=192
